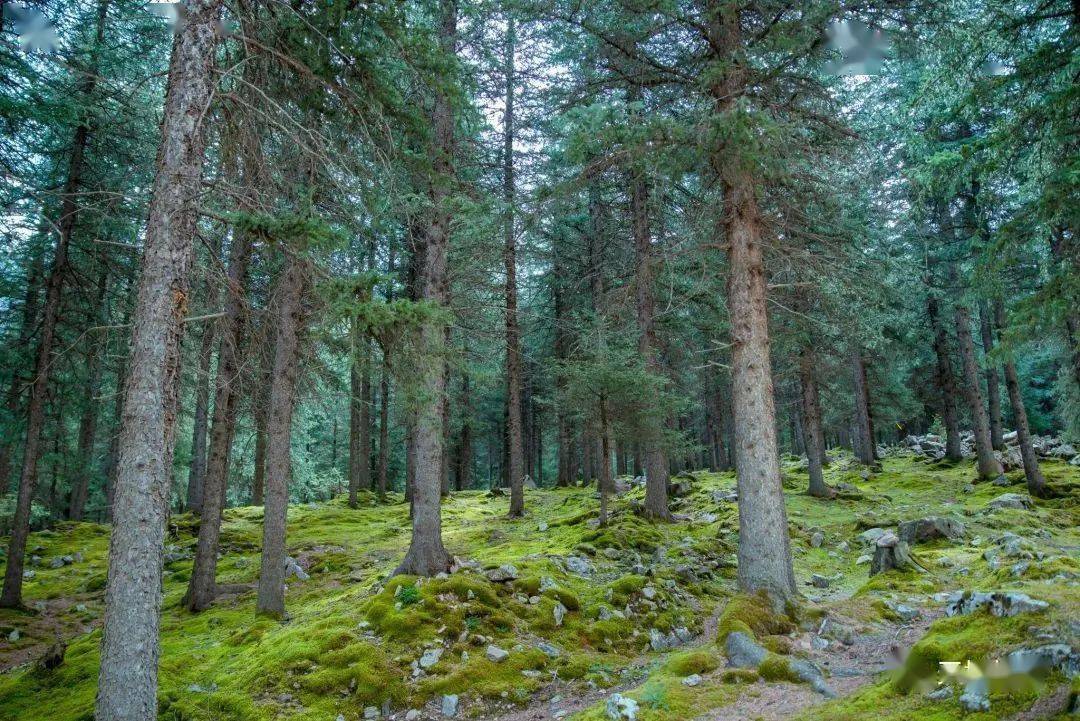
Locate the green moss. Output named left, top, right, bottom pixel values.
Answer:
left=665, top=650, right=720, bottom=676
left=758, top=653, right=800, bottom=683
left=720, top=668, right=759, bottom=684
left=716, top=591, right=795, bottom=643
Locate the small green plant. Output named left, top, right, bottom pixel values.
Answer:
left=398, top=584, right=421, bottom=606
left=641, top=681, right=668, bottom=710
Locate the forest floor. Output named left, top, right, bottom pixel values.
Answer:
left=0, top=452, right=1078, bottom=721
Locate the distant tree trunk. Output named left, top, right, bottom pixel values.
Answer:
left=707, top=0, right=795, bottom=603
left=69, top=266, right=109, bottom=521
left=456, top=362, right=472, bottom=491
left=440, top=328, right=452, bottom=498
left=799, top=347, right=829, bottom=498
left=978, top=301, right=1004, bottom=450
left=954, top=295, right=1004, bottom=480
left=396, top=0, right=455, bottom=577
left=2, top=0, right=109, bottom=608
left=850, top=350, right=876, bottom=466
left=1049, top=226, right=1080, bottom=391
left=252, top=397, right=267, bottom=506
left=184, top=219, right=254, bottom=611
left=502, top=17, right=524, bottom=517
left=377, top=352, right=390, bottom=500
left=348, top=354, right=361, bottom=504
left=992, top=300, right=1047, bottom=497
left=597, top=395, right=613, bottom=526
left=256, top=253, right=307, bottom=618
left=348, top=282, right=373, bottom=507
left=927, top=296, right=963, bottom=461
left=582, top=431, right=594, bottom=485
left=186, top=311, right=215, bottom=512
left=96, top=3, right=222, bottom=717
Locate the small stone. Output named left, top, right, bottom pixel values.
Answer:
left=605, top=693, right=638, bottom=721
left=441, top=693, right=459, bottom=717
left=641, top=586, right=657, bottom=600
left=959, top=679, right=989, bottom=712
left=419, top=647, right=443, bottom=669
left=405, top=712, right=420, bottom=721
left=363, top=706, right=380, bottom=719
left=811, top=574, right=830, bottom=588
left=682, top=674, right=702, bottom=686
left=485, top=644, right=509, bottom=663
left=925, top=685, right=953, bottom=700
left=22, top=570, right=35, bottom=580
left=49, top=557, right=65, bottom=569
left=855, top=554, right=872, bottom=565
left=553, top=602, right=567, bottom=627
left=561, top=556, right=593, bottom=576
left=485, top=564, right=518, bottom=582
left=538, top=521, right=548, bottom=532
left=986, top=493, right=1033, bottom=511
left=810, top=531, right=824, bottom=548
left=8, top=629, right=19, bottom=642
left=536, top=641, right=561, bottom=658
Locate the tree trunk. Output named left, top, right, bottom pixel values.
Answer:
left=255, top=254, right=306, bottom=618
left=992, top=300, right=1047, bottom=496
left=1049, top=226, right=1080, bottom=391
left=799, top=347, right=829, bottom=498
left=96, top=3, right=222, bottom=718
left=850, top=350, right=876, bottom=466
left=348, top=354, right=361, bottom=505
left=69, top=266, right=109, bottom=521
left=184, top=221, right=254, bottom=611
left=2, top=0, right=109, bottom=607
left=978, top=301, right=1004, bottom=450
left=457, top=363, right=472, bottom=491
left=186, top=309, right=215, bottom=512
left=503, top=17, right=524, bottom=517
left=597, top=395, right=613, bottom=526
left=927, top=296, right=963, bottom=461
left=954, top=296, right=1004, bottom=480
left=252, top=396, right=267, bottom=506
left=377, top=352, right=390, bottom=500
left=396, top=0, right=455, bottom=577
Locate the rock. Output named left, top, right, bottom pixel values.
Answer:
left=682, top=674, right=702, bottom=686
left=1050, top=443, right=1077, bottom=458
left=641, top=586, right=657, bottom=600
left=810, top=531, right=825, bottom=548
left=1006, top=643, right=1080, bottom=676
left=22, top=570, right=34, bottom=580
left=605, top=693, right=638, bottom=721
left=787, top=656, right=835, bottom=697
left=485, top=644, right=509, bottom=663
left=925, top=685, right=953, bottom=700
left=363, top=706, right=380, bottom=719
left=857, top=527, right=887, bottom=545
left=553, top=601, right=567, bottom=627
left=811, top=574, right=830, bottom=588
left=855, top=554, right=872, bottom=565
left=670, top=478, right=693, bottom=497
left=419, top=647, right=443, bottom=669
left=405, top=711, right=420, bottom=721
left=724, top=631, right=767, bottom=668
left=945, top=591, right=1048, bottom=617
left=283, top=556, right=309, bottom=581
left=536, top=641, right=561, bottom=658
left=885, top=601, right=919, bottom=622
left=836, top=541, right=850, bottom=552
left=897, top=517, right=964, bottom=545
left=986, top=493, right=1033, bottom=511
left=561, top=556, right=593, bottom=576
left=7, top=629, right=19, bottom=642
left=540, top=576, right=557, bottom=592
left=1002, top=430, right=1018, bottom=444
left=870, top=534, right=920, bottom=576
left=538, top=521, right=548, bottom=532
left=958, top=678, right=989, bottom=712
left=39, top=639, right=66, bottom=670
left=441, top=693, right=459, bottom=717
left=485, top=564, right=518, bottom=582
left=49, top=557, right=65, bottom=569
left=711, top=489, right=737, bottom=503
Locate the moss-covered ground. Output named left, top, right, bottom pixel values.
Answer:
left=0, top=452, right=1077, bottom=720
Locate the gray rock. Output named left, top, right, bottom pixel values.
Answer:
left=925, top=685, right=953, bottom=700
left=711, top=489, right=738, bottom=503
left=958, top=678, right=989, bottom=712
left=670, top=478, right=693, bottom=497
left=724, top=631, right=767, bottom=668
left=897, top=517, right=964, bottom=545
left=419, top=647, right=443, bottom=669
left=945, top=591, right=1048, bottom=617
left=811, top=574, right=830, bottom=588
left=22, top=570, right=34, bottom=580
left=405, top=712, right=420, bottom=721
left=810, top=531, right=824, bottom=548
left=485, top=564, right=518, bottom=582
left=682, top=674, right=702, bottom=686
left=605, top=693, right=638, bottom=721
left=363, top=706, right=380, bottom=719
left=441, top=693, right=459, bottom=717
left=485, top=644, right=509, bottom=663
left=49, top=557, right=65, bottom=569
left=1005, top=643, right=1080, bottom=676
left=553, top=601, right=567, bottom=627
left=857, top=527, right=887, bottom=545
left=787, top=656, right=836, bottom=698
left=7, top=629, right=19, bottom=642
left=561, top=556, right=593, bottom=576
left=855, top=554, right=872, bottom=565
left=986, top=493, right=1033, bottom=511
left=536, top=641, right=561, bottom=658
left=283, top=556, right=309, bottom=581
left=641, top=586, right=657, bottom=600
left=885, top=601, right=919, bottom=622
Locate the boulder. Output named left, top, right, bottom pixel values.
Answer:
left=561, top=556, right=594, bottom=577
left=724, top=632, right=767, bottom=668
left=441, top=694, right=459, bottom=717
left=605, top=693, right=638, bottom=721
left=670, top=478, right=693, bottom=497
left=485, top=564, right=518, bottom=582
left=986, top=493, right=1033, bottom=511
left=897, top=517, right=964, bottom=545
left=857, top=527, right=887, bottom=545
left=419, top=647, right=443, bottom=669
left=945, top=591, right=1048, bottom=617
left=283, top=557, right=309, bottom=581
left=485, top=645, right=509, bottom=663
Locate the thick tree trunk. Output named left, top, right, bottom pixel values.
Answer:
left=1, top=1, right=109, bottom=607
left=954, top=297, right=1004, bottom=480
left=993, top=301, right=1047, bottom=497
left=96, top=3, right=222, bottom=718
left=927, top=296, right=963, bottom=461
left=396, top=0, right=455, bottom=577
left=850, top=350, right=876, bottom=466
left=799, top=347, right=829, bottom=498
left=252, top=398, right=267, bottom=506
left=69, top=266, right=109, bottom=521
left=184, top=223, right=254, bottom=611
left=503, top=17, right=524, bottom=517
left=978, top=301, right=1004, bottom=450
left=256, top=255, right=306, bottom=618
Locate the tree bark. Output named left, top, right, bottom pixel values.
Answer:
left=850, top=350, right=876, bottom=466
left=68, top=266, right=109, bottom=521
left=2, top=0, right=109, bottom=607
left=376, top=352, right=390, bottom=501
left=992, top=300, right=1047, bottom=496
left=978, top=301, right=1004, bottom=450
left=927, top=296, right=963, bottom=461
left=707, top=0, right=795, bottom=603
left=1049, top=226, right=1080, bottom=391
left=186, top=308, right=215, bottom=512
left=799, top=347, right=829, bottom=498
left=597, top=395, right=613, bottom=526
left=503, top=16, right=524, bottom=517
left=96, top=3, right=222, bottom=718
left=396, top=0, right=455, bottom=577
left=954, top=295, right=1004, bottom=480
left=255, top=254, right=306, bottom=618
left=184, top=221, right=254, bottom=611
left=456, top=361, right=472, bottom=491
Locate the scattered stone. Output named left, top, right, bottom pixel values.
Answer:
left=836, top=541, right=850, bottom=553
left=898, top=517, right=964, bottom=545
left=553, top=602, right=567, bottom=627
left=682, top=674, right=702, bottom=687
left=7, top=629, right=19, bottom=642
left=419, top=647, right=443, bottom=669
left=485, top=564, right=518, bottom=582
left=711, top=489, right=737, bottom=503
left=855, top=554, right=872, bottom=565
left=561, top=556, right=594, bottom=577
left=810, top=531, right=825, bottom=548
left=538, top=521, right=548, bottom=532
left=536, top=641, right=561, bottom=658
left=925, top=684, right=953, bottom=700
left=885, top=601, right=919, bottom=622
left=485, top=644, right=509, bottom=663
left=857, top=527, right=887, bottom=545
left=724, top=632, right=767, bottom=668
left=605, top=693, right=638, bottom=721
left=945, top=591, right=1048, bottom=617
left=641, top=586, right=657, bottom=600
left=441, top=693, right=459, bottom=717
left=48, top=557, right=66, bottom=569
left=363, top=706, right=380, bottom=719
left=986, top=493, right=1033, bottom=511
left=811, top=574, right=830, bottom=589
left=283, top=556, right=309, bottom=581
left=22, top=570, right=34, bottom=580
left=405, top=711, right=420, bottom=721
left=958, top=678, right=990, bottom=712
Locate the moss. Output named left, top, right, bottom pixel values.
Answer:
left=721, top=668, right=759, bottom=684
left=542, top=587, right=580, bottom=611
left=665, top=650, right=720, bottom=677
left=758, top=653, right=800, bottom=683
left=716, top=591, right=795, bottom=643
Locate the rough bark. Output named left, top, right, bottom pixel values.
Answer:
left=96, top=4, right=222, bottom=718
left=456, top=363, right=472, bottom=491
left=993, top=300, right=1048, bottom=497
left=395, top=0, right=455, bottom=577
left=186, top=310, right=215, bottom=512
left=2, top=0, right=109, bottom=607
left=376, top=352, right=390, bottom=501
left=707, top=0, right=796, bottom=602
left=1049, top=226, right=1080, bottom=392
left=184, top=223, right=254, bottom=611
left=850, top=350, right=876, bottom=466
left=954, top=297, right=1004, bottom=480
left=348, top=354, right=361, bottom=504
left=503, top=17, right=524, bottom=517
left=927, top=296, right=963, bottom=461
left=252, top=396, right=267, bottom=506
left=799, top=347, right=830, bottom=498
left=978, top=301, right=1004, bottom=450
left=256, top=254, right=306, bottom=618
left=597, top=395, right=613, bottom=526
left=68, top=266, right=109, bottom=521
